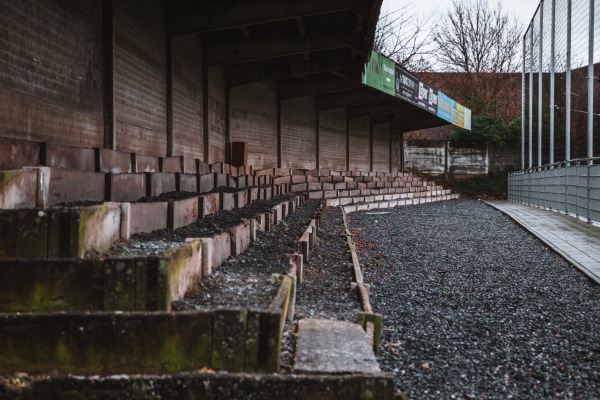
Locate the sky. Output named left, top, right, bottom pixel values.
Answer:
left=381, top=0, right=541, bottom=30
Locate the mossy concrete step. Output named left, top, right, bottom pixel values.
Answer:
left=294, top=319, right=380, bottom=374
left=0, top=276, right=295, bottom=375
left=0, top=372, right=396, bottom=400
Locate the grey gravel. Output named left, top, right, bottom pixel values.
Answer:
left=348, top=199, right=600, bottom=399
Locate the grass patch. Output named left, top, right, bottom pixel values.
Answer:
left=442, top=172, right=510, bottom=199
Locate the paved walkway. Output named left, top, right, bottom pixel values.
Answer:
left=485, top=200, right=600, bottom=285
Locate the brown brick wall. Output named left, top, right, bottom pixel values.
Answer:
left=281, top=96, right=317, bottom=169
left=319, top=108, right=346, bottom=170
left=172, top=35, right=203, bottom=159
left=208, top=66, right=226, bottom=163
left=230, top=81, right=277, bottom=169
left=349, top=117, right=370, bottom=171
left=372, top=122, right=389, bottom=172
left=114, top=0, right=167, bottom=157
left=0, top=0, right=104, bottom=147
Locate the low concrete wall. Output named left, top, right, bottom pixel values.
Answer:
left=7, top=373, right=396, bottom=400
left=508, top=163, right=600, bottom=224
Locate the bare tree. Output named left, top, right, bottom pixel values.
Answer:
left=433, top=0, right=522, bottom=74
left=374, top=4, right=434, bottom=72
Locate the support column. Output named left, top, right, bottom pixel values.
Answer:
left=538, top=5, right=543, bottom=168
left=550, top=0, right=556, bottom=165
left=102, top=0, right=116, bottom=150
left=277, top=100, right=282, bottom=168
left=588, top=0, right=595, bottom=163
left=316, top=108, right=320, bottom=170
left=202, top=62, right=210, bottom=164
left=566, top=0, right=572, bottom=163
left=369, top=119, right=374, bottom=172
left=166, top=35, right=174, bottom=157
left=345, top=116, right=350, bottom=171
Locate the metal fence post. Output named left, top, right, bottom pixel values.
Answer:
left=538, top=3, right=543, bottom=168
left=566, top=0, right=572, bottom=164
left=550, top=0, right=556, bottom=166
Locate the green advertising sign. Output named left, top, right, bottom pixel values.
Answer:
left=362, top=51, right=395, bottom=96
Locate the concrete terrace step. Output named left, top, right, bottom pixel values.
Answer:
left=294, top=319, right=381, bottom=374
left=339, top=193, right=460, bottom=213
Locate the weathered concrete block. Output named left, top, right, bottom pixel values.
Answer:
left=291, top=183, right=308, bottom=192
left=200, top=232, right=231, bottom=276
left=128, top=202, right=169, bottom=235
left=248, top=187, right=259, bottom=202
left=106, top=173, right=146, bottom=202
left=0, top=137, right=40, bottom=170
left=308, top=191, right=323, bottom=199
left=70, top=204, right=121, bottom=257
left=166, top=240, right=203, bottom=302
left=210, top=162, right=230, bottom=174
left=169, top=196, right=200, bottom=229
left=0, top=169, right=38, bottom=209
left=235, top=189, right=248, bottom=208
left=228, top=220, right=251, bottom=256
left=146, top=172, right=177, bottom=197
left=262, top=186, right=273, bottom=200
left=42, top=143, right=95, bottom=171
left=103, top=258, right=138, bottom=311
left=266, top=275, right=293, bottom=372
left=161, top=156, right=182, bottom=173
left=0, top=209, right=47, bottom=258
left=221, top=191, right=235, bottom=211
left=215, top=173, right=228, bottom=188
left=97, top=148, right=132, bottom=173
left=200, top=192, right=220, bottom=217
left=0, top=258, right=104, bottom=312
left=324, top=190, right=337, bottom=199
left=182, top=157, right=198, bottom=174
left=134, top=154, right=160, bottom=172
left=0, top=312, right=213, bottom=375
left=271, top=205, right=282, bottom=224
left=199, top=172, right=216, bottom=193
left=48, top=169, right=105, bottom=205
left=254, top=213, right=266, bottom=233
left=212, top=309, right=247, bottom=372
left=177, top=173, right=199, bottom=192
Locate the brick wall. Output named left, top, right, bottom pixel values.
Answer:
left=372, top=122, right=389, bottom=172
left=172, top=35, right=203, bottom=159
left=0, top=0, right=104, bottom=147
left=281, top=97, right=317, bottom=169
left=319, top=108, right=346, bottom=170
left=230, top=81, right=277, bottom=169
left=114, top=0, right=167, bottom=157
left=208, top=66, right=226, bottom=163
left=349, top=117, right=370, bottom=171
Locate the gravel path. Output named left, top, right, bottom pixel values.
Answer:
left=348, top=199, right=600, bottom=399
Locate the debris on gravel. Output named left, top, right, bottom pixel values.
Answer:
left=349, top=199, right=600, bottom=399
left=172, top=199, right=320, bottom=311
left=281, top=206, right=363, bottom=372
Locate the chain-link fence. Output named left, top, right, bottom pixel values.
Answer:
left=511, top=0, right=600, bottom=223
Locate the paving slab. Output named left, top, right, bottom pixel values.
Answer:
left=486, top=200, right=600, bottom=284
left=294, top=319, right=380, bottom=374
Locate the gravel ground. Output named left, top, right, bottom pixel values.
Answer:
left=281, top=206, right=362, bottom=372
left=173, top=199, right=321, bottom=311
left=348, top=199, right=600, bottom=399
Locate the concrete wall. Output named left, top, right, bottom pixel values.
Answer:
left=0, top=0, right=402, bottom=172
left=372, top=122, right=389, bottom=172
left=172, top=35, right=203, bottom=159
left=349, top=117, right=370, bottom=171
left=319, top=108, right=346, bottom=170
left=208, top=66, right=227, bottom=163
left=0, top=0, right=104, bottom=147
left=114, top=0, right=167, bottom=156
left=404, top=140, right=520, bottom=177
left=281, top=97, right=317, bottom=169
left=230, top=82, right=277, bottom=169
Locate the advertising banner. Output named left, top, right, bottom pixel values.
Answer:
left=452, top=101, right=465, bottom=129
left=362, top=51, right=395, bottom=96
left=437, top=91, right=453, bottom=123
left=394, top=66, right=437, bottom=114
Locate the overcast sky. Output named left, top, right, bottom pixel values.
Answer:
left=381, top=0, right=541, bottom=30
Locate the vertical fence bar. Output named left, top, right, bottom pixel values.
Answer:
left=550, top=0, right=556, bottom=165
left=522, top=37, right=526, bottom=171
left=588, top=0, right=594, bottom=163
left=538, top=4, right=544, bottom=168
left=566, top=0, right=572, bottom=163
left=530, top=27, right=534, bottom=169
